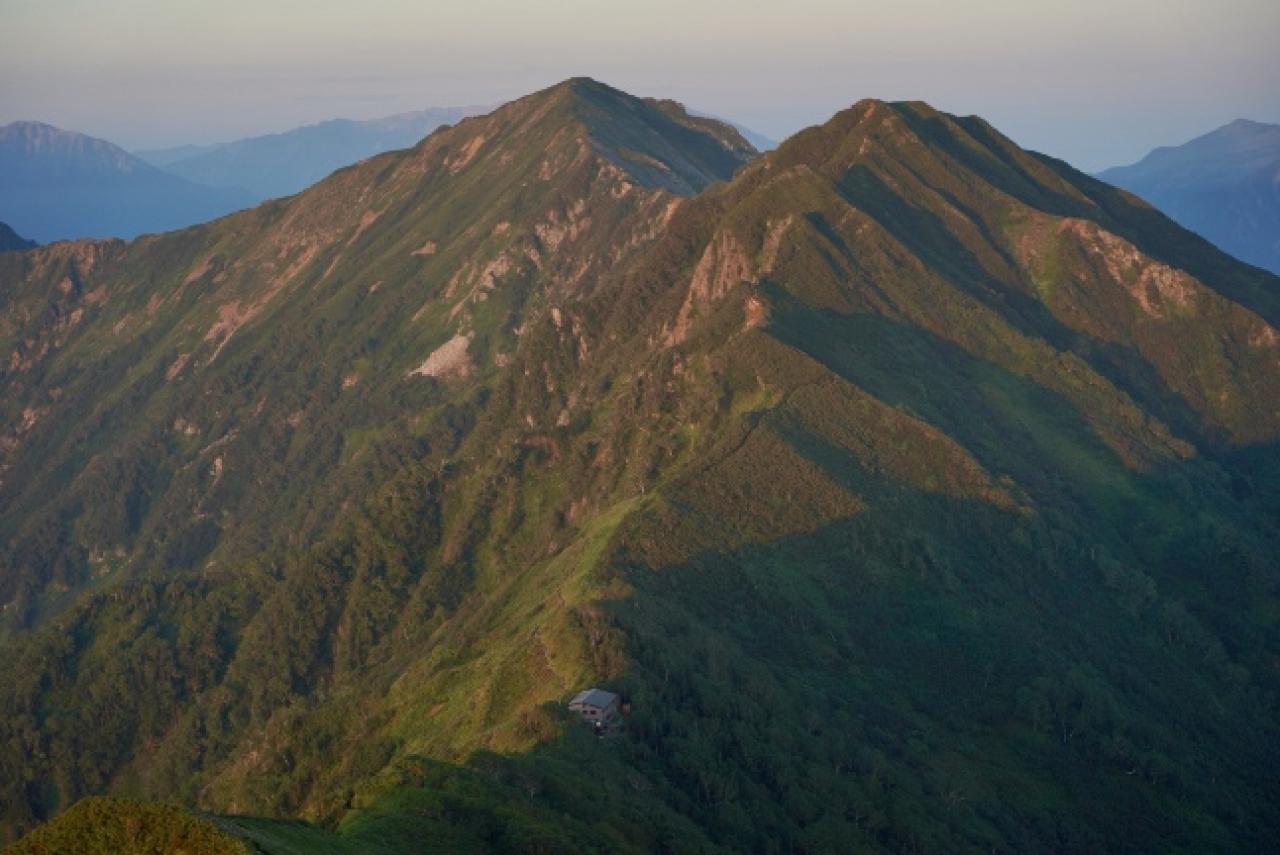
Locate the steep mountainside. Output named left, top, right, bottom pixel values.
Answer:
left=136, top=107, right=487, bottom=201
left=0, top=223, right=36, bottom=252
left=1099, top=119, right=1280, bottom=274
left=0, top=122, right=254, bottom=243
left=0, top=78, right=753, bottom=630
left=2, top=81, right=1279, bottom=853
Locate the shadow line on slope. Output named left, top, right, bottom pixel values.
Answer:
left=825, top=169, right=1216, bottom=448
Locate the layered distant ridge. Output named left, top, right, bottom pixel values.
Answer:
left=1099, top=119, right=1280, bottom=274
left=0, top=222, right=36, bottom=252
left=135, top=106, right=488, bottom=201
left=0, top=121, right=255, bottom=242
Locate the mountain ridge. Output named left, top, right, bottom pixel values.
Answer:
left=2, top=79, right=1278, bottom=852
left=0, top=76, right=755, bottom=626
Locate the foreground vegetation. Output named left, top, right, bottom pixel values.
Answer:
left=2, top=81, right=1278, bottom=851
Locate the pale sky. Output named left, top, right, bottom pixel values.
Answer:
left=1, top=0, right=1277, bottom=171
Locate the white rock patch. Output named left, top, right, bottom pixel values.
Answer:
left=409, top=333, right=475, bottom=379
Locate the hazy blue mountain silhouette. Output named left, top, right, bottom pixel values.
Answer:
left=0, top=121, right=254, bottom=243
left=135, top=106, right=486, bottom=200
left=0, top=221, right=36, bottom=251
left=1099, top=119, right=1280, bottom=273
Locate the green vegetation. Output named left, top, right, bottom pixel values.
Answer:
left=2, top=81, right=1279, bottom=852
left=3, top=797, right=250, bottom=855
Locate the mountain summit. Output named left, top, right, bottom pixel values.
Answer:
left=2, top=81, right=1279, bottom=852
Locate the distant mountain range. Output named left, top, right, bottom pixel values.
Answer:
left=1099, top=119, right=1280, bottom=274
left=687, top=109, right=777, bottom=151
left=2, top=106, right=767, bottom=246
left=0, top=121, right=255, bottom=243
left=135, top=106, right=487, bottom=201
left=0, top=222, right=36, bottom=251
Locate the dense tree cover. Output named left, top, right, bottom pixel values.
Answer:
left=610, top=488, right=1280, bottom=852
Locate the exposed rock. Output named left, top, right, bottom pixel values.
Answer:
left=408, top=333, right=475, bottom=379
left=166, top=352, right=191, bottom=381
left=666, top=229, right=755, bottom=345
left=447, top=134, right=488, bottom=173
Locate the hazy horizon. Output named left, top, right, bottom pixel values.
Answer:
left=2, top=0, right=1278, bottom=172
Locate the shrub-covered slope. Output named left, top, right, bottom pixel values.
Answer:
left=0, top=77, right=757, bottom=837
left=3, top=83, right=1279, bottom=852
left=0, top=77, right=753, bottom=628
left=2, top=797, right=250, bottom=855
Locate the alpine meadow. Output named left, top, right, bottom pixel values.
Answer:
left=1, top=43, right=1279, bottom=855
